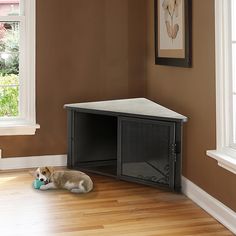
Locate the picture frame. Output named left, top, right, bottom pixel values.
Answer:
left=154, top=0, right=192, bottom=67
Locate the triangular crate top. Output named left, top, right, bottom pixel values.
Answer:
left=64, top=98, right=187, bottom=122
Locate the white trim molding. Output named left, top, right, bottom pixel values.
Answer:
left=0, top=121, right=40, bottom=136
left=207, top=150, right=236, bottom=174
left=207, top=0, right=236, bottom=174
left=214, top=0, right=232, bottom=151
left=0, top=154, right=67, bottom=170
left=22, top=0, right=37, bottom=128
left=182, top=176, right=236, bottom=235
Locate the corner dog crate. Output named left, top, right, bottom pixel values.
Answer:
left=64, top=98, right=187, bottom=192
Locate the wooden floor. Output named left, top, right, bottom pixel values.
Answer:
left=0, top=170, right=233, bottom=236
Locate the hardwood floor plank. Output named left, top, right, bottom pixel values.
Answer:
left=0, top=170, right=233, bottom=236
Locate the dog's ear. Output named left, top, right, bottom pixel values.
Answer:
left=29, top=168, right=38, bottom=177
left=45, top=166, right=54, bottom=175
left=29, top=170, right=34, bottom=176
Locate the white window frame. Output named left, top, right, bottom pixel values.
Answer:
left=207, top=0, right=236, bottom=174
left=0, top=0, right=40, bottom=136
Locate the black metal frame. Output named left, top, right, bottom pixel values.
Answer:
left=154, top=0, right=192, bottom=68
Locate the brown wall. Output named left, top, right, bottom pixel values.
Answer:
left=1, top=0, right=235, bottom=213
left=146, top=0, right=236, bottom=211
left=0, top=0, right=146, bottom=157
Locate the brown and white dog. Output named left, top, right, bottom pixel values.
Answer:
left=34, top=167, right=93, bottom=193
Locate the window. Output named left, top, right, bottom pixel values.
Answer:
left=0, top=0, right=39, bottom=135
left=232, top=0, right=236, bottom=145
left=207, top=0, right=236, bottom=174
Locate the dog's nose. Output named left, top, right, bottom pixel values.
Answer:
left=40, top=178, right=44, bottom=182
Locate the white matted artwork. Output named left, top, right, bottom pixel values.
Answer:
left=160, top=0, right=184, bottom=50
left=155, top=0, right=192, bottom=67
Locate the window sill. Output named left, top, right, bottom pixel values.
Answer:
left=0, top=121, right=40, bottom=136
left=207, top=150, right=236, bottom=175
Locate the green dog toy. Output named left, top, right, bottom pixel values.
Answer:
left=33, top=179, right=45, bottom=189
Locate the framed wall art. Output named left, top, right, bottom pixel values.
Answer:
left=154, top=0, right=192, bottom=67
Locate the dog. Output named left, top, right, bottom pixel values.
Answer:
left=34, top=167, right=93, bottom=193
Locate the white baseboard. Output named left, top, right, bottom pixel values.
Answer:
left=0, top=154, right=67, bottom=170
left=182, top=176, right=236, bottom=234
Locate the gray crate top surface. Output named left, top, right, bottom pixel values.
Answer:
left=64, top=98, right=187, bottom=122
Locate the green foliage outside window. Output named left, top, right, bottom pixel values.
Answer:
left=0, top=74, right=19, bottom=117
left=0, top=23, right=19, bottom=117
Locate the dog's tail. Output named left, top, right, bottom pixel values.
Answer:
left=81, top=177, right=93, bottom=193
left=71, top=179, right=93, bottom=194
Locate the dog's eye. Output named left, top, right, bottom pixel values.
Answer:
left=42, top=171, right=46, bottom=175
left=37, top=174, right=39, bottom=177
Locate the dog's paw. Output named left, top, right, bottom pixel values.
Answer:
left=40, top=185, right=48, bottom=190
left=71, top=188, right=85, bottom=193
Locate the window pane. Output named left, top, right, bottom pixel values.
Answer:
left=233, top=1, right=236, bottom=144
left=0, top=0, right=19, bottom=16
left=0, top=21, right=19, bottom=117
left=233, top=43, right=236, bottom=143
left=0, top=76, right=19, bottom=117
left=233, top=43, right=236, bottom=93
left=232, top=0, right=236, bottom=41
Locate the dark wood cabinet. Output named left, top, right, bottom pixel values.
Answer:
left=65, top=98, right=187, bottom=192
